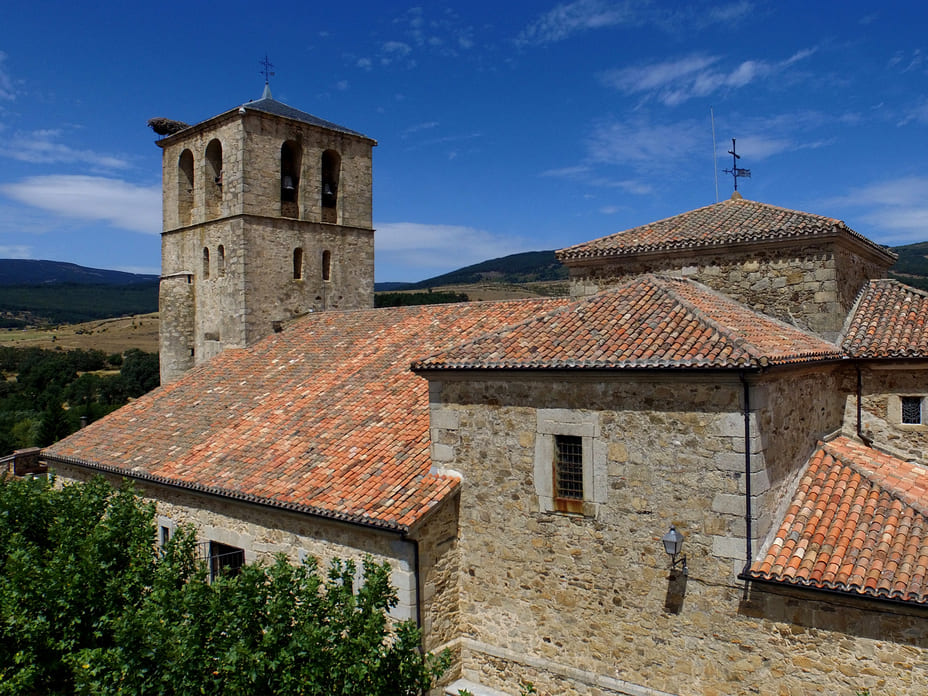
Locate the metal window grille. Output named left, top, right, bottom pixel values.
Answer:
left=902, top=396, right=923, bottom=425
left=555, top=435, right=583, bottom=500
left=197, top=541, right=245, bottom=581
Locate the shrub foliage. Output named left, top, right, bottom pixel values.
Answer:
left=0, top=476, right=449, bottom=695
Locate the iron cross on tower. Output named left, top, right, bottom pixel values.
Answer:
left=260, top=54, right=275, bottom=85
left=722, top=138, right=751, bottom=191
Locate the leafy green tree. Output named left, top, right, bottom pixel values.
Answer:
left=119, top=349, right=159, bottom=397
left=0, top=476, right=449, bottom=696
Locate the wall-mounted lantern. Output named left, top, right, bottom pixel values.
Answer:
left=661, top=525, right=688, bottom=575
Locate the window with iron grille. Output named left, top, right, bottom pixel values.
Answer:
left=554, top=434, right=583, bottom=512
left=201, top=541, right=245, bottom=581
left=902, top=396, right=923, bottom=425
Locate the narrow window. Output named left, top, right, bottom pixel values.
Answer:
left=178, top=149, right=194, bottom=225
left=902, top=396, right=923, bottom=425
left=321, top=149, right=340, bottom=224
left=217, top=245, right=225, bottom=277
left=205, top=139, right=223, bottom=218
left=322, top=250, right=331, bottom=281
left=554, top=434, right=583, bottom=513
left=281, top=140, right=302, bottom=218
left=209, top=541, right=245, bottom=581
left=202, top=247, right=210, bottom=280
left=293, top=247, right=304, bottom=280
left=160, top=526, right=171, bottom=546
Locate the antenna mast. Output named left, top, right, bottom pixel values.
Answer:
left=722, top=138, right=751, bottom=192
left=711, top=107, right=719, bottom=203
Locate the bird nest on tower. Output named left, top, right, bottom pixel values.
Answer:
left=147, top=117, right=191, bottom=137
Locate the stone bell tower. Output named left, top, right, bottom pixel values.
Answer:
left=155, top=83, right=376, bottom=383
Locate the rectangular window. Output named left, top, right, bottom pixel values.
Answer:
left=159, top=525, right=171, bottom=546
left=554, top=434, right=583, bottom=512
left=209, top=541, right=245, bottom=581
left=902, top=396, right=923, bottom=425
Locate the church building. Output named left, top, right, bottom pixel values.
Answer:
left=23, top=87, right=928, bottom=694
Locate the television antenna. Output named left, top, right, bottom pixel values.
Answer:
left=722, top=138, right=751, bottom=192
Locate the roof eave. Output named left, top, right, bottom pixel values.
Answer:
left=740, top=570, right=928, bottom=610
left=41, top=452, right=415, bottom=535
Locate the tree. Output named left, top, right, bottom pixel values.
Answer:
left=0, top=475, right=449, bottom=696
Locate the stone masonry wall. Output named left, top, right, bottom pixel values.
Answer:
left=843, top=365, right=928, bottom=463
left=567, top=242, right=882, bottom=341
left=427, top=370, right=927, bottom=695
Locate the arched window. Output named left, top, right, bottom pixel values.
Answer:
left=217, top=245, right=225, bottom=277
left=293, top=247, right=303, bottom=280
left=281, top=140, right=302, bottom=218
left=202, top=247, right=210, bottom=280
left=205, top=139, right=223, bottom=218
left=322, top=250, right=331, bottom=281
left=321, top=150, right=340, bottom=224
left=178, top=149, right=194, bottom=225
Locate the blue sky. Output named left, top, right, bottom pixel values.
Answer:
left=1, top=1, right=927, bottom=282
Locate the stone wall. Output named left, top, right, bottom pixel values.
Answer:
left=845, top=364, right=928, bottom=462
left=566, top=240, right=889, bottom=341
left=426, top=368, right=927, bottom=695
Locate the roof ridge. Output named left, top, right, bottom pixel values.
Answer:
left=652, top=275, right=759, bottom=364
left=410, top=295, right=582, bottom=368
left=822, top=437, right=928, bottom=518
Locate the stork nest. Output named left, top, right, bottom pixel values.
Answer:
left=147, top=117, right=191, bottom=136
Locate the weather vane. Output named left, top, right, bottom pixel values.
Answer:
left=722, top=138, right=751, bottom=191
left=260, top=54, right=275, bottom=85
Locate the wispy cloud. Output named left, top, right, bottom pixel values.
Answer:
left=0, top=129, right=130, bottom=169
left=402, top=121, right=440, bottom=137
left=517, top=0, right=639, bottom=46
left=586, top=117, right=707, bottom=166
left=0, top=175, right=160, bottom=235
left=375, top=221, right=533, bottom=281
left=821, top=176, right=928, bottom=245
left=601, top=48, right=817, bottom=106
left=898, top=99, right=928, bottom=127
left=0, top=52, right=14, bottom=101
left=517, top=0, right=753, bottom=46
left=0, top=245, right=32, bottom=258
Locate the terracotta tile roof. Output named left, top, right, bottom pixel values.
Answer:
left=412, top=275, right=842, bottom=371
left=842, top=279, right=928, bottom=358
left=748, top=436, right=928, bottom=605
left=556, top=196, right=895, bottom=263
left=44, top=299, right=565, bottom=531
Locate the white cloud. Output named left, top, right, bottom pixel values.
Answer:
left=541, top=165, right=592, bottom=178
left=0, top=245, right=32, bottom=258
left=402, top=121, right=439, bottom=137
left=0, top=51, right=14, bottom=101
left=375, top=221, right=533, bottom=280
left=0, top=175, right=161, bottom=235
left=601, top=48, right=816, bottom=106
left=335, top=80, right=349, bottom=91
left=357, top=57, right=373, bottom=71
left=517, top=0, right=638, bottom=46
left=821, top=177, right=928, bottom=245
left=0, top=129, right=130, bottom=169
left=587, top=118, right=706, bottom=165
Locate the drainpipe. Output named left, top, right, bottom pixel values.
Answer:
left=402, top=535, right=423, bottom=634
left=856, top=363, right=873, bottom=447
left=740, top=372, right=753, bottom=574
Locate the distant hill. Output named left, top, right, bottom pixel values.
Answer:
left=0, top=260, right=158, bottom=326
left=888, top=242, right=928, bottom=291
left=374, top=250, right=567, bottom=292
left=0, top=260, right=157, bottom=286
left=1, top=242, right=926, bottom=328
